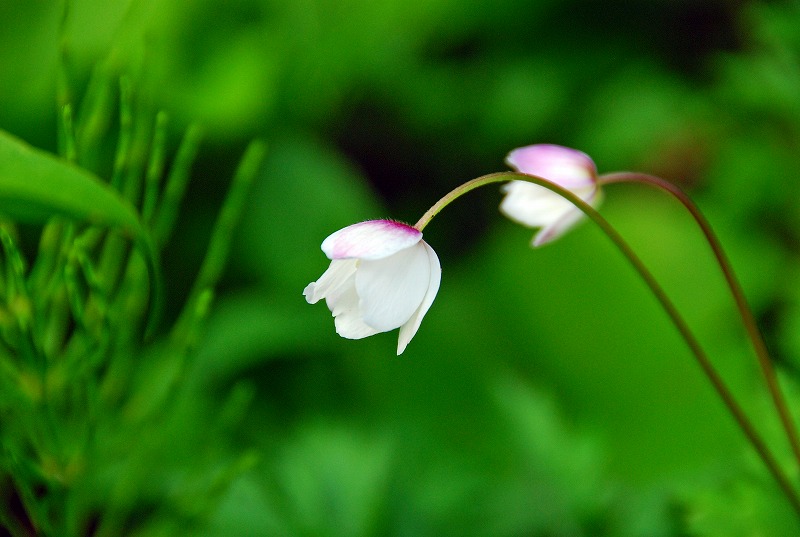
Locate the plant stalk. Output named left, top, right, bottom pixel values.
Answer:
left=416, top=171, right=800, bottom=517
left=600, top=171, right=800, bottom=473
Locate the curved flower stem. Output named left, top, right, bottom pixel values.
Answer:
left=416, top=171, right=800, bottom=517
left=599, top=171, right=800, bottom=474
left=415, top=172, right=513, bottom=231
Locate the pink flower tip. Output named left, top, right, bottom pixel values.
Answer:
left=321, top=219, right=422, bottom=260
left=505, top=144, right=597, bottom=188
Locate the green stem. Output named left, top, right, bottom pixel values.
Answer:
left=151, top=123, right=204, bottom=246
left=110, top=76, right=133, bottom=192
left=172, top=140, right=266, bottom=340
left=417, top=171, right=800, bottom=517
left=415, top=172, right=511, bottom=231
left=599, top=171, right=800, bottom=473
left=58, top=104, right=76, bottom=164
left=142, top=111, right=169, bottom=223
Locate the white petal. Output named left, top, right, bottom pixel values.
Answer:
left=321, top=220, right=422, bottom=260
left=397, top=241, right=441, bottom=355
left=330, top=272, right=380, bottom=339
left=305, top=259, right=378, bottom=339
left=501, top=181, right=598, bottom=227
left=532, top=207, right=585, bottom=247
left=355, top=242, right=431, bottom=332
left=500, top=181, right=575, bottom=227
left=532, top=186, right=603, bottom=247
left=335, top=315, right=380, bottom=339
left=303, top=259, right=357, bottom=304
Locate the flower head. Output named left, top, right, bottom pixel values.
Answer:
left=500, top=144, right=602, bottom=247
left=303, top=220, right=441, bottom=355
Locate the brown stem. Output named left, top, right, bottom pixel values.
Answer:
left=600, top=171, right=800, bottom=473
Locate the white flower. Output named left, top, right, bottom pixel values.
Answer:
left=500, top=144, right=602, bottom=247
left=303, top=220, right=441, bottom=355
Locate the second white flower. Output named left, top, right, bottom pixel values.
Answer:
left=500, top=144, right=603, bottom=247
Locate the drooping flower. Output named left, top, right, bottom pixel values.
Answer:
left=303, top=220, right=441, bottom=355
left=499, top=144, right=602, bottom=247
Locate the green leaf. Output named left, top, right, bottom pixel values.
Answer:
left=0, top=129, right=162, bottom=334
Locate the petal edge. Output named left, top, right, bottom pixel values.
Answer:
left=321, top=220, right=422, bottom=260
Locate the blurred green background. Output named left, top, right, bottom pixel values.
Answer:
left=4, top=0, right=800, bottom=535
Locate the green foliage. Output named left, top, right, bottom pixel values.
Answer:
left=0, top=42, right=264, bottom=532
left=3, top=0, right=800, bottom=535
left=0, top=130, right=162, bottom=332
